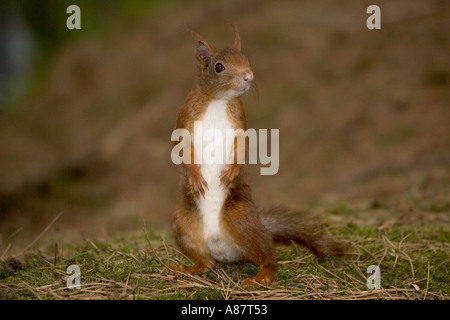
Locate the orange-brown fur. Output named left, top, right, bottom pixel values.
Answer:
left=170, top=24, right=346, bottom=286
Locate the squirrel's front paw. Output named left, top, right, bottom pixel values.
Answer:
left=220, top=163, right=241, bottom=187
left=186, top=165, right=208, bottom=198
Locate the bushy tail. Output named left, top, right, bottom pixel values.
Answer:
left=259, top=206, right=347, bottom=258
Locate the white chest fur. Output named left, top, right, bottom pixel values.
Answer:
left=193, top=100, right=242, bottom=263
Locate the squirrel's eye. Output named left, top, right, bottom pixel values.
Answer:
left=215, top=63, right=225, bottom=73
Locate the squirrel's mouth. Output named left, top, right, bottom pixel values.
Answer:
left=219, top=83, right=251, bottom=100
left=234, top=83, right=251, bottom=94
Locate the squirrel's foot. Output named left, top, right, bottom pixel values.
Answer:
left=220, top=163, right=241, bottom=187
left=168, top=262, right=214, bottom=276
left=186, top=164, right=208, bottom=198
left=242, top=268, right=274, bottom=287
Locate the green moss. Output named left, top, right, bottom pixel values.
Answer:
left=1, top=216, right=448, bottom=299
left=325, top=202, right=356, bottom=215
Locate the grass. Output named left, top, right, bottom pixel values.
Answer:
left=1, top=217, right=448, bottom=300
left=0, top=0, right=448, bottom=302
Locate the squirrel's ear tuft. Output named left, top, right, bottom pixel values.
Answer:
left=231, top=22, right=241, bottom=51
left=182, top=27, right=215, bottom=67
left=196, top=41, right=213, bottom=66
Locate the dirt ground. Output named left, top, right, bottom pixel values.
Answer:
left=0, top=0, right=448, bottom=250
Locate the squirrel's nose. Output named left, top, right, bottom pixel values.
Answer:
left=243, top=71, right=254, bottom=82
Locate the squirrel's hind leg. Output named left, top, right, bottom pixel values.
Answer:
left=242, top=263, right=277, bottom=286
left=170, top=205, right=215, bottom=275
left=222, top=197, right=278, bottom=286
left=168, top=261, right=215, bottom=275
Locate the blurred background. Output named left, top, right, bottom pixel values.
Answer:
left=0, top=0, right=449, bottom=250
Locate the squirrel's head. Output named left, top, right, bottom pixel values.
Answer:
left=186, top=24, right=254, bottom=101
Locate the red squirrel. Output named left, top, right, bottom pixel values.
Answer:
left=170, top=24, right=345, bottom=286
